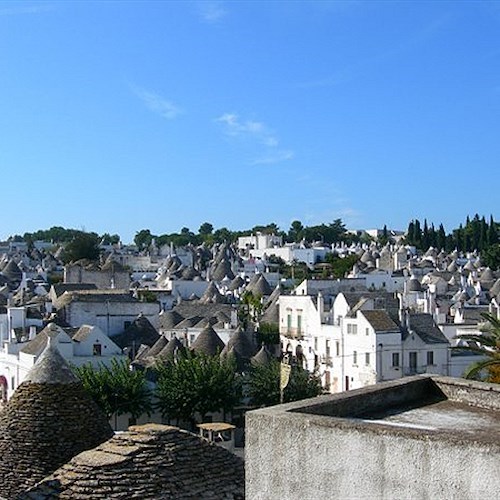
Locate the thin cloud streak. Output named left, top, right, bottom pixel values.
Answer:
left=196, top=1, right=227, bottom=23
left=216, top=112, right=294, bottom=165
left=0, top=4, right=53, bottom=15
left=252, top=150, right=294, bottom=165
left=132, top=87, right=182, bottom=120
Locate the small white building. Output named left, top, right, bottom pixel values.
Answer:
left=0, top=323, right=125, bottom=400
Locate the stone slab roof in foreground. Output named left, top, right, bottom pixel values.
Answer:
left=22, top=423, right=245, bottom=499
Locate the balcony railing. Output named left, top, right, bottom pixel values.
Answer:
left=320, top=355, right=333, bottom=367
left=280, top=327, right=304, bottom=340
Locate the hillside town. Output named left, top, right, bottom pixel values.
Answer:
left=0, top=223, right=499, bottom=497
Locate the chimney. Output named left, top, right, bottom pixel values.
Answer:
left=46, top=323, right=59, bottom=346
left=29, top=325, right=37, bottom=341
left=317, top=292, right=324, bottom=318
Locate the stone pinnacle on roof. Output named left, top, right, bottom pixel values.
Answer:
left=23, top=325, right=77, bottom=385
left=0, top=338, right=113, bottom=497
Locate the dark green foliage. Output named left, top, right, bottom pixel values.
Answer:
left=452, top=313, right=500, bottom=382
left=137, top=290, right=159, bottom=303
left=198, top=222, right=214, bottom=235
left=405, top=214, right=498, bottom=254
left=100, top=233, right=120, bottom=245
left=238, top=291, right=263, bottom=330
left=61, top=231, right=100, bottom=263
left=134, top=229, right=154, bottom=249
left=256, top=323, right=280, bottom=345
left=483, top=244, right=500, bottom=271
left=288, top=220, right=304, bottom=242
left=22, top=226, right=85, bottom=243
left=155, top=351, right=242, bottom=423
left=73, top=359, right=152, bottom=420
left=248, top=360, right=322, bottom=407
left=324, top=253, right=359, bottom=278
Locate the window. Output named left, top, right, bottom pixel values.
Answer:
left=314, top=337, right=318, bottom=351
left=392, top=352, right=400, bottom=367
left=347, top=324, right=357, bottom=334
left=297, top=315, right=302, bottom=334
left=427, top=351, right=434, bottom=366
left=325, top=339, right=331, bottom=357
left=365, top=352, right=370, bottom=365
left=335, top=341, right=340, bottom=357
left=353, top=350, right=358, bottom=365
left=287, top=314, right=292, bottom=333
left=365, top=328, right=369, bottom=336
left=93, top=343, right=102, bottom=356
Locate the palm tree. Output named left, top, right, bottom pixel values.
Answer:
left=455, top=312, right=500, bottom=380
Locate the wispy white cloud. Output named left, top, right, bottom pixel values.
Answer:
left=132, top=86, right=182, bottom=120
left=196, top=1, right=227, bottom=24
left=0, top=4, right=53, bottom=15
left=216, top=112, right=293, bottom=165
left=216, top=113, right=269, bottom=138
left=252, top=150, right=295, bottom=165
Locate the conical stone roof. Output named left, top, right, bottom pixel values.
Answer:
left=224, top=328, right=257, bottom=360
left=490, top=278, right=500, bottom=297
left=112, top=314, right=160, bottom=350
left=0, top=340, right=113, bottom=497
left=22, top=424, right=244, bottom=499
left=159, top=309, right=185, bottom=329
left=251, top=344, right=274, bottom=366
left=228, top=275, right=245, bottom=291
left=191, top=325, right=225, bottom=356
left=145, top=335, right=169, bottom=358
left=157, top=337, right=187, bottom=362
left=2, top=259, right=22, bottom=282
left=248, top=274, right=272, bottom=296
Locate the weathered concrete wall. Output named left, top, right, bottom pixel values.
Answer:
left=246, top=376, right=500, bottom=500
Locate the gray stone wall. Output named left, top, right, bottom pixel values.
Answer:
left=0, top=382, right=113, bottom=497
left=246, top=376, right=500, bottom=500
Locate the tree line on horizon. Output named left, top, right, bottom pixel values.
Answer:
left=8, top=214, right=500, bottom=267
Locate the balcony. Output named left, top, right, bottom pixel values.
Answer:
left=280, top=327, right=304, bottom=340
left=320, top=355, right=333, bottom=367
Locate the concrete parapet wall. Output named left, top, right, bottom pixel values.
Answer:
left=246, top=376, right=500, bottom=500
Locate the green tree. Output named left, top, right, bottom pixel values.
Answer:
left=248, top=360, right=322, bottom=407
left=213, top=227, right=234, bottom=243
left=453, top=313, right=500, bottom=381
left=378, top=225, right=390, bottom=246
left=134, top=229, right=154, bottom=249
left=482, top=244, right=500, bottom=271
left=238, top=291, right=263, bottom=330
left=288, top=220, right=304, bottom=242
left=73, top=359, right=152, bottom=425
left=256, top=323, right=280, bottom=346
left=61, top=231, right=100, bottom=263
left=324, top=253, right=358, bottom=278
left=198, top=222, right=214, bottom=236
left=100, top=233, right=120, bottom=245
left=488, top=215, right=498, bottom=245
left=155, top=351, right=242, bottom=426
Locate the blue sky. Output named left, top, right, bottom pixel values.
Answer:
left=1, top=1, right=499, bottom=243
